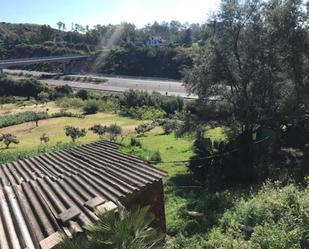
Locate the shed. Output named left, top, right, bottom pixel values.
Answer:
left=0, top=140, right=166, bottom=249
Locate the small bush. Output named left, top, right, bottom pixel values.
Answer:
left=89, top=124, right=108, bottom=139
left=121, top=106, right=166, bottom=120
left=135, top=122, right=155, bottom=136
left=0, top=141, right=76, bottom=164
left=50, top=111, right=84, bottom=119
left=56, top=97, right=84, bottom=109
left=205, top=182, right=309, bottom=249
left=162, top=121, right=176, bottom=134
left=0, top=111, right=49, bottom=128
left=76, top=89, right=88, bottom=100
left=40, top=133, right=50, bottom=144
left=107, top=123, right=122, bottom=142
left=83, top=100, right=99, bottom=114
left=149, top=151, right=162, bottom=163
left=52, top=84, right=73, bottom=99
left=64, top=126, right=87, bottom=142
left=129, top=137, right=142, bottom=147
left=37, top=91, right=50, bottom=102
left=0, top=133, right=19, bottom=149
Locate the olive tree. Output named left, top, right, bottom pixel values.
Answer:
left=0, top=133, right=19, bottom=149
left=40, top=133, right=50, bottom=144
left=183, top=0, right=308, bottom=184
left=107, top=124, right=122, bottom=142
left=89, top=124, right=108, bottom=139
left=64, top=126, right=86, bottom=142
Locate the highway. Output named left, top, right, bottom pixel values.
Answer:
left=0, top=55, right=89, bottom=68
left=4, top=69, right=197, bottom=99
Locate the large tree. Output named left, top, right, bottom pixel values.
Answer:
left=183, top=0, right=308, bottom=184
left=184, top=0, right=308, bottom=136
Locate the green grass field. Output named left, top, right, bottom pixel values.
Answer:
left=0, top=112, right=144, bottom=151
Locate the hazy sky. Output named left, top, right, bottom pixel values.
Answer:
left=1, top=0, right=220, bottom=28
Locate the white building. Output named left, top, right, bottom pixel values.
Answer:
left=146, top=36, right=165, bottom=47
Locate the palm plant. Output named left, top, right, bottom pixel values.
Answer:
left=88, top=205, right=163, bottom=249
left=59, top=205, right=163, bottom=249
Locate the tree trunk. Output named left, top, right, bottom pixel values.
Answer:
left=237, top=130, right=255, bottom=183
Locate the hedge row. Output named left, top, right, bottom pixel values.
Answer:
left=0, top=111, right=84, bottom=128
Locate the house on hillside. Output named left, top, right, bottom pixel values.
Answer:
left=0, top=140, right=166, bottom=249
left=146, top=36, right=166, bottom=47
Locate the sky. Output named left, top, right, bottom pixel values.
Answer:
left=0, top=0, right=220, bottom=28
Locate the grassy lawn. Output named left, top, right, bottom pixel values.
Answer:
left=0, top=112, right=144, bottom=151
left=0, top=101, right=69, bottom=116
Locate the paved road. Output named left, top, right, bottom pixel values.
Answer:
left=4, top=69, right=197, bottom=99
left=0, top=55, right=89, bottom=68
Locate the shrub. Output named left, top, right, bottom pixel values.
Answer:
left=0, top=133, right=19, bottom=149
left=150, top=151, right=162, bottom=163
left=59, top=205, right=163, bottom=249
left=83, top=100, right=99, bottom=114
left=89, top=124, right=108, bottom=139
left=135, top=122, right=155, bottom=136
left=129, top=137, right=142, bottom=147
left=0, top=111, right=84, bottom=129
left=0, top=141, right=76, bottom=164
left=37, top=91, right=50, bottom=102
left=205, top=182, right=309, bottom=249
left=52, top=84, right=73, bottom=99
left=40, top=133, right=49, bottom=144
left=121, top=106, right=166, bottom=120
left=76, top=89, right=88, bottom=100
left=64, top=126, right=86, bottom=142
left=162, top=119, right=180, bottom=134
left=0, top=76, right=47, bottom=99
left=50, top=111, right=84, bottom=119
left=161, top=96, right=184, bottom=115
left=120, top=90, right=184, bottom=116
left=0, top=111, right=49, bottom=128
left=56, top=97, right=84, bottom=109
left=107, top=124, right=122, bottom=142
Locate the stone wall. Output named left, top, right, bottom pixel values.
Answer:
left=123, top=179, right=166, bottom=233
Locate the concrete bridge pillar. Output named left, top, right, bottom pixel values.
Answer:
left=62, top=63, right=71, bottom=75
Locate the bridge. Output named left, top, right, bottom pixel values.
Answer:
left=0, top=55, right=90, bottom=73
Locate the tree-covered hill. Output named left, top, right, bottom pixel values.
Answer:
left=0, top=21, right=205, bottom=78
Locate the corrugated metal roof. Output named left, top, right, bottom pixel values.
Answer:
left=0, top=140, right=166, bottom=249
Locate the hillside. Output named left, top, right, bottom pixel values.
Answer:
left=0, top=22, right=195, bottom=79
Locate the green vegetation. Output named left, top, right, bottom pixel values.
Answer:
left=89, top=124, right=108, bottom=139
left=0, top=75, right=47, bottom=99
left=1, top=1, right=308, bottom=246
left=135, top=122, right=155, bottom=136
left=119, top=90, right=184, bottom=120
left=0, top=21, right=201, bottom=78
left=205, top=182, right=309, bottom=248
left=0, top=111, right=83, bottom=128
left=0, top=111, right=48, bottom=128
left=98, top=45, right=192, bottom=79
left=0, top=142, right=76, bottom=164
left=0, top=133, right=19, bottom=149
left=107, top=123, right=123, bottom=142
left=59, top=205, right=163, bottom=249
left=83, top=100, right=99, bottom=114
left=64, top=126, right=87, bottom=142
left=0, top=101, right=308, bottom=248
left=39, top=133, right=50, bottom=144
